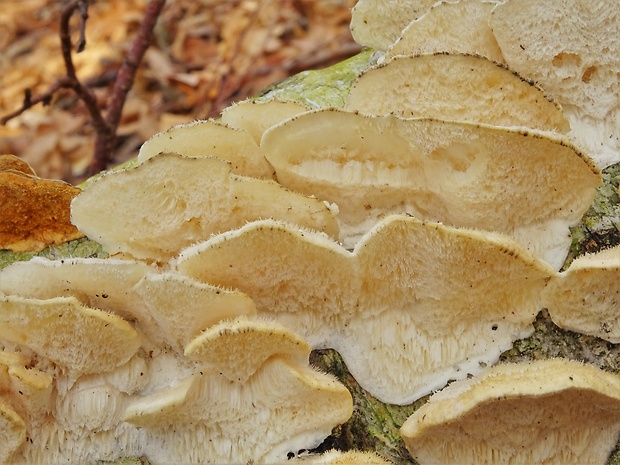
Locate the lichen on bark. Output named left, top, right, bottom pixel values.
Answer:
left=567, top=163, right=620, bottom=267
left=255, top=48, right=376, bottom=108
left=0, top=236, right=105, bottom=271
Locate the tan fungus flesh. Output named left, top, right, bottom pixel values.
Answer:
left=491, top=0, right=620, bottom=167
left=134, top=272, right=257, bottom=353
left=122, top=357, right=353, bottom=464
left=70, top=153, right=339, bottom=262
left=0, top=294, right=140, bottom=376
left=401, top=359, right=620, bottom=465
left=137, top=119, right=275, bottom=179
left=0, top=257, right=169, bottom=347
left=220, top=99, right=311, bottom=145
left=543, top=246, right=620, bottom=343
left=0, top=400, right=25, bottom=465
left=345, top=53, right=570, bottom=134
left=349, top=0, right=439, bottom=51
left=176, top=216, right=554, bottom=404
left=0, top=354, right=54, bottom=423
left=290, top=449, right=394, bottom=464
left=384, top=0, right=504, bottom=63
left=184, top=316, right=311, bottom=383
left=261, top=108, right=599, bottom=267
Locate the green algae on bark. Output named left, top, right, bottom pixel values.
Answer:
left=0, top=236, right=105, bottom=271
left=256, top=48, right=376, bottom=108
left=567, top=162, right=620, bottom=269
left=501, top=311, right=620, bottom=374
left=309, top=349, right=424, bottom=465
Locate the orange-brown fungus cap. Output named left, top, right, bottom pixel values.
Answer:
left=0, top=155, right=84, bottom=252
left=0, top=154, right=36, bottom=176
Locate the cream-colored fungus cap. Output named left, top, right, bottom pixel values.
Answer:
left=184, top=316, right=311, bottom=383
left=0, top=400, right=25, bottom=464
left=220, top=98, right=311, bottom=145
left=385, top=0, right=504, bottom=63
left=137, top=119, right=274, bottom=179
left=0, top=294, right=140, bottom=377
left=401, top=358, right=620, bottom=465
left=261, top=108, right=600, bottom=267
left=71, top=152, right=339, bottom=262
left=134, top=272, right=257, bottom=353
left=345, top=53, right=570, bottom=134
left=176, top=216, right=554, bottom=404
left=122, top=351, right=352, bottom=464
left=290, top=449, right=393, bottom=464
left=543, top=246, right=620, bottom=343
left=350, top=0, right=439, bottom=51
left=491, top=0, right=620, bottom=167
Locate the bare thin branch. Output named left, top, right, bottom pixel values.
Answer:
left=104, top=0, right=166, bottom=134
left=1, top=0, right=166, bottom=178
left=89, top=0, right=167, bottom=176
left=76, top=0, right=90, bottom=52
left=58, top=0, right=80, bottom=79
left=0, top=80, right=66, bottom=125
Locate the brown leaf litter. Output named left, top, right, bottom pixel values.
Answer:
left=0, top=0, right=359, bottom=184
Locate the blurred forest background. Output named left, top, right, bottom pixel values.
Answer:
left=0, top=0, right=359, bottom=184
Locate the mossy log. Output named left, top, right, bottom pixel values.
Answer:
left=1, top=51, right=619, bottom=465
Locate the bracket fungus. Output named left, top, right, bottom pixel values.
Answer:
left=2, top=0, right=619, bottom=462
left=137, top=119, right=275, bottom=179
left=176, top=215, right=555, bottom=404
left=349, top=0, right=439, bottom=51
left=371, top=0, right=620, bottom=168
left=120, top=318, right=352, bottom=465
left=0, top=154, right=83, bottom=252
left=384, top=0, right=504, bottom=64
left=0, top=400, right=25, bottom=464
left=290, top=449, right=394, bottom=465
left=0, top=260, right=353, bottom=464
left=0, top=350, right=53, bottom=462
left=0, top=154, right=35, bottom=175
left=184, top=316, right=312, bottom=383
left=345, top=53, right=570, bottom=134
left=0, top=257, right=254, bottom=353
left=543, top=246, right=620, bottom=343
left=0, top=253, right=255, bottom=357
left=490, top=0, right=620, bottom=168
left=0, top=256, right=152, bottom=312
left=220, top=98, right=311, bottom=144
left=0, top=350, right=54, bottom=424
left=122, top=358, right=352, bottom=464
left=0, top=294, right=141, bottom=378
left=134, top=272, right=257, bottom=353
left=261, top=108, right=600, bottom=266
left=70, top=152, right=339, bottom=262
left=400, top=358, right=620, bottom=465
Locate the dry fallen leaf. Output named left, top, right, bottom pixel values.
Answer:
left=0, top=0, right=359, bottom=183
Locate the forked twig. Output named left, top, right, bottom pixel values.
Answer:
left=1, top=0, right=167, bottom=177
